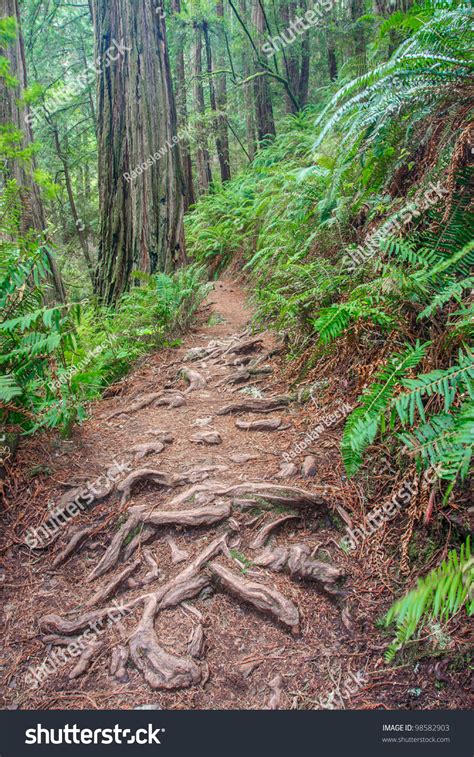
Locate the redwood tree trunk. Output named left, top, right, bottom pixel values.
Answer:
left=215, top=0, right=231, bottom=181
left=238, top=0, right=256, bottom=160
left=0, top=0, right=66, bottom=302
left=193, top=22, right=213, bottom=194
left=281, top=1, right=299, bottom=114
left=171, top=0, right=195, bottom=210
left=251, top=1, right=275, bottom=143
left=93, top=0, right=186, bottom=305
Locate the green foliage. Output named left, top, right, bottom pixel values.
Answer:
left=341, top=342, right=428, bottom=476
left=385, top=537, right=473, bottom=661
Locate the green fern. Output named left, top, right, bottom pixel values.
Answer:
left=341, top=341, right=429, bottom=475
left=385, top=537, right=473, bottom=662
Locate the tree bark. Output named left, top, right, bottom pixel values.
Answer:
left=171, top=0, right=195, bottom=210
left=351, top=0, right=366, bottom=66
left=298, top=0, right=310, bottom=107
left=280, top=1, right=299, bottom=114
left=192, top=22, right=213, bottom=194
left=93, top=0, right=186, bottom=305
left=0, top=0, right=66, bottom=302
left=251, top=1, right=275, bottom=143
left=215, top=0, right=231, bottom=181
left=238, top=0, right=256, bottom=160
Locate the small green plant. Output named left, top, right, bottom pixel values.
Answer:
left=384, top=537, right=473, bottom=662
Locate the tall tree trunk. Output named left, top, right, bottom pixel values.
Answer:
left=251, top=1, right=275, bottom=143
left=298, top=0, right=310, bottom=107
left=48, top=121, right=95, bottom=284
left=203, top=20, right=230, bottom=183
left=238, top=0, right=256, bottom=160
left=0, top=0, right=66, bottom=303
left=280, top=1, right=299, bottom=114
left=215, top=0, right=231, bottom=181
left=171, top=0, right=195, bottom=210
left=351, top=0, right=366, bottom=68
left=327, top=33, right=338, bottom=81
left=93, top=0, right=186, bottom=305
left=192, top=22, right=213, bottom=194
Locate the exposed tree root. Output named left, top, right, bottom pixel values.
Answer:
left=250, top=515, right=300, bottom=550
left=276, top=463, right=297, bottom=479
left=132, top=442, right=165, bottom=459
left=180, top=367, right=207, bottom=392
left=132, top=549, right=161, bottom=587
left=116, top=468, right=187, bottom=504
left=223, top=336, right=263, bottom=357
left=216, top=396, right=291, bottom=415
left=129, top=598, right=202, bottom=690
left=122, top=525, right=155, bottom=562
left=187, top=623, right=206, bottom=659
left=190, top=431, right=222, bottom=445
left=209, top=561, right=300, bottom=635
left=166, top=537, right=189, bottom=564
left=104, top=392, right=164, bottom=420
left=87, top=501, right=231, bottom=582
left=236, top=418, right=282, bottom=432
left=146, top=430, right=174, bottom=443
left=110, top=644, right=130, bottom=683
left=52, top=526, right=95, bottom=568
left=254, top=544, right=344, bottom=594
left=68, top=640, right=104, bottom=679
left=85, top=559, right=141, bottom=607
left=69, top=640, right=105, bottom=679
left=302, top=456, right=317, bottom=478
left=267, top=674, right=283, bottom=709
left=155, top=393, right=186, bottom=408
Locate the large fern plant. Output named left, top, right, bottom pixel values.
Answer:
left=385, top=536, right=473, bottom=661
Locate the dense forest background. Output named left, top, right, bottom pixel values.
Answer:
left=0, top=0, right=473, bottom=680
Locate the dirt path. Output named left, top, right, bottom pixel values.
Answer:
left=1, top=279, right=466, bottom=711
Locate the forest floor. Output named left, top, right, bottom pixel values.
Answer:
left=1, top=278, right=470, bottom=710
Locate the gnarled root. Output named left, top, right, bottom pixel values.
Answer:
left=254, top=544, right=344, bottom=594
left=87, top=501, right=231, bottom=582
left=217, top=396, right=291, bottom=415
left=132, top=442, right=165, bottom=459
left=190, top=431, right=222, bottom=445
left=180, top=367, right=207, bottom=392
left=236, top=418, right=282, bottom=432
left=85, top=559, right=141, bottom=607
left=129, top=597, right=202, bottom=690
left=104, top=392, right=164, bottom=420
left=110, top=644, right=130, bottom=683
left=209, top=561, right=300, bottom=635
left=127, top=550, right=161, bottom=588
left=116, top=468, right=188, bottom=505
left=187, top=623, right=206, bottom=659
left=250, top=515, right=300, bottom=550
left=53, top=526, right=95, bottom=568
left=69, top=640, right=104, bottom=679
left=166, top=537, right=189, bottom=564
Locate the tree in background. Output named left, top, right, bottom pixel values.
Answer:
left=93, top=0, right=185, bottom=304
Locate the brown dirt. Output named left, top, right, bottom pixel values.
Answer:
left=0, top=278, right=470, bottom=711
